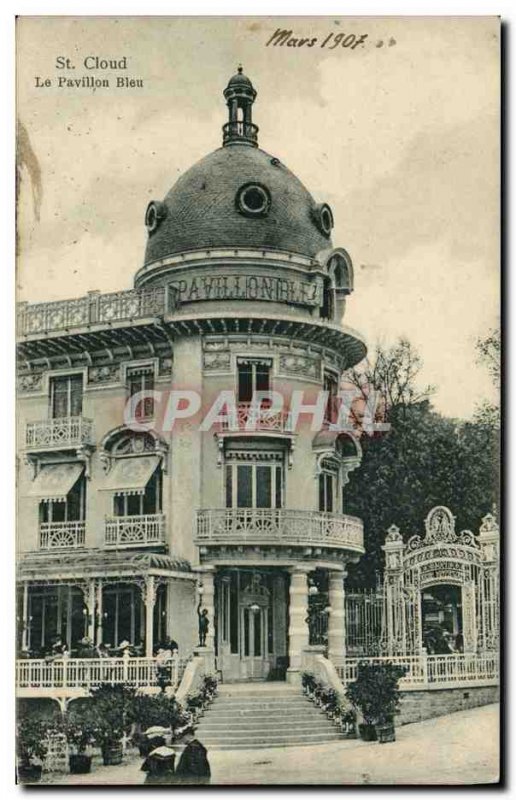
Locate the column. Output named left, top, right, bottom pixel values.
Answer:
left=328, top=569, right=346, bottom=666
left=144, top=575, right=156, bottom=658
left=21, top=582, right=29, bottom=651
left=287, top=566, right=309, bottom=683
left=95, top=580, right=103, bottom=645
left=85, top=580, right=96, bottom=642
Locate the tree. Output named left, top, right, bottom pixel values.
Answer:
left=343, top=337, right=499, bottom=587
left=346, top=337, right=435, bottom=426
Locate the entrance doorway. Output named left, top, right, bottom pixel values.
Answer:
left=215, top=568, right=288, bottom=682
left=422, top=584, right=463, bottom=654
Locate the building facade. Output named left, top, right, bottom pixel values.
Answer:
left=16, top=69, right=368, bottom=684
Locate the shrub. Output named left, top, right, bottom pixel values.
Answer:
left=345, top=662, right=407, bottom=726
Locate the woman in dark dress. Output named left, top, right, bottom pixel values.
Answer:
left=175, top=727, right=211, bottom=785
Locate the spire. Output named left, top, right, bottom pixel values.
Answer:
left=222, top=67, right=258, bottom=147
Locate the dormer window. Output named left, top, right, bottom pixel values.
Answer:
left=237, top=358, right=271, bottom=403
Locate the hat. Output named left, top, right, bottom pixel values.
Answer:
left=148, top=746, right=175, bottom=759
left=79, top=637, right=91, bottom=645
left=119, top=640, right=131, bottom=649
left=144, top=726, right=170, bottom=736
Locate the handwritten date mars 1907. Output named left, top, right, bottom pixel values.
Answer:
left=266, top=29, right=368, bottom=50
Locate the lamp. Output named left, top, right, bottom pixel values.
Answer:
left=249, top=603, right=260, bottom=613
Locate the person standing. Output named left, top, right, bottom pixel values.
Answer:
left=174, top=726, right=211, bottom=785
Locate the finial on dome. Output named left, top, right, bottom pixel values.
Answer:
left=222, top=68, right=258, bottom=147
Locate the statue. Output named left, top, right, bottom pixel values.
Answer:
left=197, top=601, right=209, bottom=647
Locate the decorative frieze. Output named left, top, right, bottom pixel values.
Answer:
left=279, top=353, right=321, bottom=380
left=17, top=373, right=44, bottom=394
left=88, top=364, right=120, bottom=384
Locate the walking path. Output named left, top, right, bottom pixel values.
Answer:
left=42, top=703, right=499, bottom=786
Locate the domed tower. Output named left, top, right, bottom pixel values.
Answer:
left=15, top=69, right=367, bottom=687
left=137, top=69, right=367, bottom=681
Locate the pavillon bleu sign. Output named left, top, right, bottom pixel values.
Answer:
left=168, top=273, right=322, bottom=308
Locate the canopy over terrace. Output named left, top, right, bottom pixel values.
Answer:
left=17, top=550, right=194, bottom=657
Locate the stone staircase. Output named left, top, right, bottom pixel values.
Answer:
left=195, top=682, right=345, bottom=750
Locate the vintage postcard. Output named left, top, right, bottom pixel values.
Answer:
left=15, top=16, right=500, bottom=785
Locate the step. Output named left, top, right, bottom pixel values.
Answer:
left=198, top=732, right=345, bottom=747
left=198, top=719, right=335, bottom=732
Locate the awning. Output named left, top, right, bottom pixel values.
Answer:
left=28, top=462, right=84, bottom=503
left=101, top=455, right=160, bottom=496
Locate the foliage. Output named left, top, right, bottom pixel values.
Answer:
left=301, top=672, right=316, bottom=692
left=132, top=692, right=183, bottom=731
left=88, top=684, right=137, bottom=746
left=16, top=714, right=55, bottom=763
left=345, top=662, right=407, bottom=726
left=476, top=328, right=501, bottom=388
left=345, top=402, right=500, bottom=586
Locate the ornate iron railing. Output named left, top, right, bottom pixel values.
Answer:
left=196, top=508, right=364, bottom=551
left=16, top=655, right=188, bottom=692
left=26, top=417, right=94, bottom=450
left=17, top=285, right=178, bottom=337
left=220, top=403, right=289, bottom=432
left=337, top=653, right=499, bottom=688
left=222, top=121, right=259, bottom=145
left=39, top=521, right=86, bottom=550
left=104, top=513, right=166, bottom=548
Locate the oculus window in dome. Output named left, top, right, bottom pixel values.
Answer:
left=236, top=183, right=271, bottom=217
left=145, top=201, right=167, bottom=235
left=312, top=203, right=334, bottom=238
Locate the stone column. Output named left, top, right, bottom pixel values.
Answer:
left=144, top=575, right=156, bottom=658
left=286, top=566, right=309, bottom=684
left=328, top=569, right=346, bottom=666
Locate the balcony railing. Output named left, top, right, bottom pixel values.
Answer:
left=336, top=653, right=499, bottom=689
left=104, top=513, right=166, bottom=548
left=40, top=521, right=86, bottom=550
left=17, top=285, right=178, bottom=337
left=220, top=403, right=289, bottom=433
left=222, top=121, right=259, bottom=146
left=16, top=655, right=188, bottom=693
left=196, top=508, right=364, bottom=552
left=26, top=417, right=94, bottom=450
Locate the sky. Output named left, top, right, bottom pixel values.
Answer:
left=16, top=16, right=500, bottom=419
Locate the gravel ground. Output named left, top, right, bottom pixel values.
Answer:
left=38, top=702, right=500, bottom=787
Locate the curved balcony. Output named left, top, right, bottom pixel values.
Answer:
left=195, top=508, right=364, bottom=554
left=26, top=417, right=94, bottom=451
left=220, top=403, right=290, bottom=433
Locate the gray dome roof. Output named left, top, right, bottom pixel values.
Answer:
left=143, top=145, right=332, bottom=265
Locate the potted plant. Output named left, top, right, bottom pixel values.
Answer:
left=89, top=684, right=137, bottom=765
left=301, top=672, right=316, bottom=697
left=338, top=708, right=357, bottom=738
left=16, top=716, right=50, bottom=782
left=345, top=662, right=407, bottom=743
left=65, top=705, right=97, bottom=774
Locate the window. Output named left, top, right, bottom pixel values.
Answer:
left=319, top=471, right=336, bottom=513
left=40, top=473, right=86, bottom=523
left=323, top=370, right=339, bottom=424
left=49, top=375, right=83, bottom=418
left=127, top=366, right=155, bottom=420
left=237, top=359, right=271, bottom=403
left=113, top=467, right=162, bottom=516
left=236, top=183, right=271, bottom=217
left=225, top=459, right=283, bottom=509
